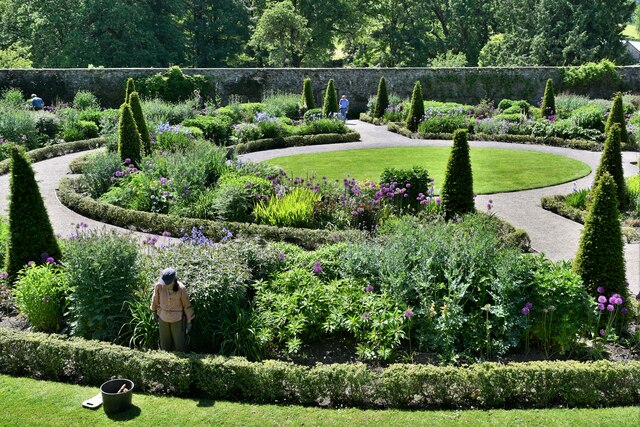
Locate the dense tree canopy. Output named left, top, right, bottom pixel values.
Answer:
left=0, top=0, right=635, bottom=68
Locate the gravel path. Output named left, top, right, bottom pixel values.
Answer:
left=1, top=121, right=638, bottom=293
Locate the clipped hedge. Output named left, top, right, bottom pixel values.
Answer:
left=232, top=131, right=360, bottom=155
left=57, top=177, right=361, bottom=249
left=2, top=328, right=640, bottom=409
left=0, top=138, right=106, bottom=175
left=541, top=195, right=585, bottom=224
left=359, top=113, right=385, bottom=126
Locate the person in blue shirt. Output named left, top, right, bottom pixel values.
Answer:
left=339, top=95, right=349, bottom=120
left=30, top=94, right=44, bottom=110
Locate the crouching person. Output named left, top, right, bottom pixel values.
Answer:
left=150, top=268, right=195, bottom=352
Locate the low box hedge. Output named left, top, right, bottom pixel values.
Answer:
left=541, top=195, right=585, bottom=224
left=1, top=328, right=640, bottom=409
left=57, top=177, right=362, bottom=249
left=359, top=113, right=384, bottom=126
left=0, top=137, right=106, bottom=175
left=232, top=131, right=360, bottom=155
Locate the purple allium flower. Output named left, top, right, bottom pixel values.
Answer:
left=621, top=307, right=629, bottom=315
left=521, top=306, right=530, bottom=315
left=27, top=261, right=35, bottom=267
left=404, top=309, right=414, bottom=318
left=365, top=285, right=374, bottom=293
left=597, top=286, right=605, bottom=294
left=45, top=257, right=55, bottom=264
left=161, top=231, right=171, bottom=237
left=435, top=197, right=441, bottom=205
left=124, top=158, right=131, bottom=164
left=278, top=252, right=286, bottom=260
left=0, top=272, right=8, bottom=280
left=598, top=303, right=605, bottom=311
left=405, top=183, right=411, bottom=188
left=599, top=329, right=606, bottom=337
left=160, top=177, right=168, bottom=184
left=606, top=304, right=615, bottom=312
left=598, top=295, right=607, bottom=304
left=312, top=261, right=323, bottom=274
left=525, top=302, right=533, bottom=310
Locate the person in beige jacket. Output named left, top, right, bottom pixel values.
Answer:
left=150, top=268, right=195, bottom=352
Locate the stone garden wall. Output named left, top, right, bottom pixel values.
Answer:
left=2, top=67, right=640, bottom=114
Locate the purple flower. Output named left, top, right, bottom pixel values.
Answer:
left=597, top=286, right=605, bottom=294
left=27, top=261, right=35, bottom=267
left=599, top=329, right=606, bottom=337
left=161, top=231, right=171, bottom=237
left=0, top=272, right=8, bottom=280
left=598, top=303, right=605, bottom=311
left=621, top=307, right=629, bottom=315
left=598, top=295, right=607, bottom=304
left=404, top=309, right=414, bottom=318
left=278, top=252, right=286, bottom=260
left=525, top=302, right=533, bottom=310
left=124, top=158, right=131, bottom=164
left=45, top=257, right=55, bottom=264
left=160, top=177, right=168, bottom=184
left=364, top=285, right=374, bottom=293
left=521, top=306, right=530, bottom=315
left=405, top=183, right=411, bottom=188
left=312, top=261, right=323, bottom=274
left=606, top=304, right=614, bottom=312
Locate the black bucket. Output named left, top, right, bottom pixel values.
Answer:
left=100, top=379, right=134, bottom=414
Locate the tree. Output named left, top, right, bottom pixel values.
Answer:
left=594, top=123, right=627, bottom=211
left=441, top=129, right=475, bottom=220
left=322, top=79, right=338, bottom=117
left=605, top=92, right=629, bottom=144
left=5, top=146, right=61, bottom=280
left=128, top=92, right=151, bottom=155
left=405, top=80, right=424, bottom=132
left=124, top=78, right=136, bottom=103
left=573, top=173, right=627, bottom=299
left=0, top=42, right=32, bottom=68
left=540, top=79, right=555, bottom=118
left=373, top=77, right=389, bottom=119
left=249, top=1, right=311, bottom=67
left=300, top=78, right=315, bottom=110
left=117, top=103, right=142, bottom=166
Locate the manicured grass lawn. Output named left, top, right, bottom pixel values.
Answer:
left=265, top=147, right=591, bottom=194
left=2, top=375, right=640, bottom=427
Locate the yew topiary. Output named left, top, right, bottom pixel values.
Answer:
left=541, top=79, right=556, bottom=118
left=117, top=103, right=142, bottom=166
left=594, top=123, right=627, bottom=211
left=573, top=173, right=627, bottom=299
left=373, top=77, right=389, bottom=119
left=125, top=78, right=136, bottom=103
left=301, top=78, right=315, bottom=110
left=405, top=81, right=424, bottom=132
left=5, top=147, right=61, bottom=281
left=441, top=129, right=475, bottom=220
left=322, top=79, right=338, bottom=117
left=605, top=92, right=628, bottom=144
left=128, top=92, right=152, bottom=155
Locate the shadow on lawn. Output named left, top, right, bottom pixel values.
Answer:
left=106, top=404, right=142, bottom=421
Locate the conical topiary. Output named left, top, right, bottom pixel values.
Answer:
left=5, top=146, right=61, bottom=281
left=541, top=79, right=556, bottom=118
left=373, top=77, right=389, bottom=119
left=125, top=78, right=136, bottom=103
left=128, top=92, right=152, bottom=155
left=594, top=123, right=627, bottom=211
left=405, top=80, right=424, bottom=132
left=573, top=173, right=627, bottom=299
left=118, top=103, right=142, bottom=166
left=441, top=129, right=475, bottom=220
left=605, top=92, right=629, bottom=144
left=301, top=78, right=315, bottom=110
left=322, top=79, right=339, bottom=117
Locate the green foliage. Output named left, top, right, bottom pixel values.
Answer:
left=262, top=92, right=300, bottom=119
left=296, top=118, right=347, bottom=135
left=441, top=130, right=474, bottom=220
left=570, top=105, right=605, bottom=131
left=63, top=230, right=140, bottom=341
left=0, top=42, right=32, bottom=68
left=13, top=264, right=68, bottom=332
left=155, top=124, right=195, bottom=152
left=322, top=79, right=338, bottom=118
left=142, top=98, right=198, bottom=126
left=80, top=151, right=122, bottom=198
left=63, top=120, right=99, bottom=142
left=405, top=81, right=424, bottom=132
left=2, top=88, right=25, bottom=107
left=117, top=102, right=142, bottom=165
left=182, top=115, right=232, bottom=144
left=138, top=66, right=209, bottom=103
left=565, top=188, right=590, bottom=211
left=573, top=173, right=627, bottom=299
left=128, top=92, right=151, bottom=154
left=594, top=123, right=627, bottom=211
left=417, top=114, right=473, bottom=134
left=541, top=79, right=556, bottom=118
left=0, top=107, right=38, bottom=150
left=373, top=77, right=389, bottom=119
left=34, top=112, right=60, bottom=139
left=0, top=217, right=8, bottom=269
left=72, top=91, right=99, bottom=111
left=379, top=166, right=430, bottom=213
left=300, top=78, right=315, bottom=110
left=498, top=99, right=530, bottom=114
left=562, top=60, right=621, bottom=90
left=605, top=92, right=629, bottom=144
left=253, top=188, right=320, bottom=228
left=125, top=78, right=136, bottom=103
left=5, top=147, right=61, bottom=280
left=428, top=50, right=467, bottom=67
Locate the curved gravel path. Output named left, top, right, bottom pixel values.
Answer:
left=0, top=121, right=638, bottom=293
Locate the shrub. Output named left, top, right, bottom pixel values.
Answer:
left=296, top=118, right=347, bottom=135
left=155, top=123, right=195, bottom=152
left=0, top=107, right=38, bottom=149
left=262, top=92, right=300, bottom=119
left=117, top=103, right=142, bottom=165
left=142, top=98, right=197, bottom=126
left=562, top=59, right=620, bottom=91
left=379, top=166, right=430, bottom=214
left=594, top=123, right=627, bottom=211
left=64, top=230, right=140, bottom=341
left=33, top=111, right=60, bottom=139
left=373, top=77, right=389, bottom=119
left=322, top=79, right=338, bottom=118
left=497, top=99, right=530, bottom=114
left=570, top=105, right=605, bottom=131
left=255, top=114, right=284, bottom=139
left=565, top=188, right=590, bottom=210
left=5, top=147, right=61, bottom=280
left=573, top=173, right=627, bottom=300
left=605, top=92, right=629, bottom=144
left=254, top=188, right=320, bottom=228
left=232, top=123, right=262, bottom=143
left=0, top=216, right=8, bottom=269
left=182, top=115, right=232, bottom=144
left=303, top=108, right=322, bottom=120
left=418, top=114, right=473, bottom=134
left=63, top=120, right=99, bottom=142
left=137, top=66, right=209, bottom=103
left=2, top=88, right=24, bottom=107
left=124, top=78, right=136, bottom=103
left=405, top=81, right=424, bottom=132
left=73, top=90, right=99, bottom=111
left=128, top=92, right=151, bottom=154
left=80, top=151, right=122, bottom=198
left=300, top=78, right=315, bottom=110
left=13, top=263, right=68, bottom=332
left=441, top=130, right=474, bottom=220
left=541, top=79, right=556, bottom=118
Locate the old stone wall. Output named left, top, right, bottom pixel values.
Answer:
left=2, top=67, right=640, bottom=114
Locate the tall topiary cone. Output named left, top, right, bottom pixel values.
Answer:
left=373, top=77, right=389, bottom=119
left=540, top=79, right=556, bottom=118
left=405, top=80, right=424, bottom=132
left=5, top=146, right=61, bottom=281
left=125, top=78, right=136, bottom=103
left=301, top=78, right=315, bottom=110
left=322, top=79, right=338, bottom=117
left=573, top=173, right=627, bottom=299
left=118, top=103, right=142, bottom=166
left=594, top=123, right=627, bottom=211
left=128, top=92, right=152, bottom=155
left=441, top=129, right=475, bottom=220
left=605, top=92, right=629, bottom=144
